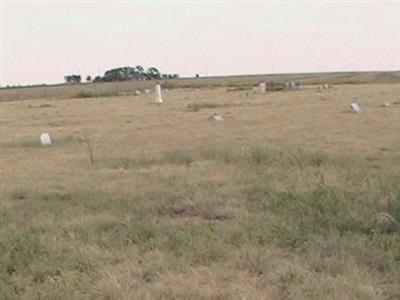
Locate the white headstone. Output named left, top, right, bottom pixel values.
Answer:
left=212, top=113, right=225, bottom=122
left=135, top=90, right=141, bottom=96
left=259, top=82, right=266, bottom=93
left=155, top=84, right=163, bottom=103
left=350, top=102, right=362, bottom=113
left=291, top=82, right=299, bottom=90
left=40, top=133, right=52, bottom=146
left=144, top=89, right=150, bottom=94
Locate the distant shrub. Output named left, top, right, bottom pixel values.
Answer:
left=157, top=225, right=226, bottom=265
left=112, top=153, right=159, bottom=170
left=285, top=148, right=329, bottom=168
left=17, top=139, right=42, bottom=148
left=247, top=146, right=274, bottom=165
left=186, top=102, right=228, bottom=112
left=74, top=91, right=93, bottom=98
left=200, top=148, right=236, bottom=164
left=164, top=150, right=193, bottom=166
left=226, top=83, right=252, bottom=91
left=72, top=91, right=120, bottom=99
left=27, top=103, right=52, bottom=109
left=226, top=86, right=251, bottom=92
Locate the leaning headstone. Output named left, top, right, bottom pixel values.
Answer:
left=259, top=82, right=266, bottom=93
left=40, top=133, right=52, bottom=146
left=212, top=113, right=225, bottom=122
left=291, top=82, right=299, bottom=90
left=284, top=82, right=290, bottom=90
left=350, top=102, right=362, bottom=113
left=135, top=90, right=141, bottom=96
left=155, top=84, right=163, bottom=103
left=144, top=89, right=150, bottom=94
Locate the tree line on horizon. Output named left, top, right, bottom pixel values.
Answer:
left=64, top=66, right=179, bottom=84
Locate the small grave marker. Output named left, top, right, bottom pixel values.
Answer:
left=212, top=113, right=225, bottom=122
left=40, top=133, right=52, bottom=146
left=259, top=82, right=266, bottom=93
left=350, top=102, right=362, bottom=113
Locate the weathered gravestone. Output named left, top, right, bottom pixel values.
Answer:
left=40, top=133, right=52, bottom=146
left=155, top=84, right=163, bottom=103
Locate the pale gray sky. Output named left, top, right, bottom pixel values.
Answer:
left=1, top=1, right=400, bottom=86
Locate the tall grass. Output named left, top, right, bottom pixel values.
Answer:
left=72, top=90, right=121, bottom=99
left=1, top=144, right=400, bottom=298
left=186, top=102, right=229, bottom=112
left=2, top=82, right=400, bottom=299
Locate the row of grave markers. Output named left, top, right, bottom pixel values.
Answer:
left=258, top=81, right=300, bottom=93
left=40, top=84, right=164, bottom=146
left=39, top=84, right=398, bottom=146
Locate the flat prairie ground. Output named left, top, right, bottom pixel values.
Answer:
left=1, top=83, right=400, bottom=299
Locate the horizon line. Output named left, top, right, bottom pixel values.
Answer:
left=1, top=69, right=399, bottom=89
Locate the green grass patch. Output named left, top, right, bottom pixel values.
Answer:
left=186, top=102, right=229, bottom=112
left=72, top=90, right=120, bottom=99
left=164, top=149, right=194, bottom=166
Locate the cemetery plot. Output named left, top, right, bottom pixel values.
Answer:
left=0, top=82, right=400, bottom=299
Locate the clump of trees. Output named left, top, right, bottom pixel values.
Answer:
left=99, top=66, right=178, bottom=82
left=162, top=74, right=179, bottom=79
left=64, top=75, right=81, bottom=84
left=65, top=65, right=179, bottom=84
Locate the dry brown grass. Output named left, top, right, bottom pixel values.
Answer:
left=1, top=71, right=399, bottom=102
left=1, top=82, right=400, bottom=299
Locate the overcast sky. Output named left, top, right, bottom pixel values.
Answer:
left=1, top=1, right=400, bottom=86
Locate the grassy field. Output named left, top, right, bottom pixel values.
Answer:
left=1, top=81, right=400, bottom=299
left=1, top=70, right=399, bottom=102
